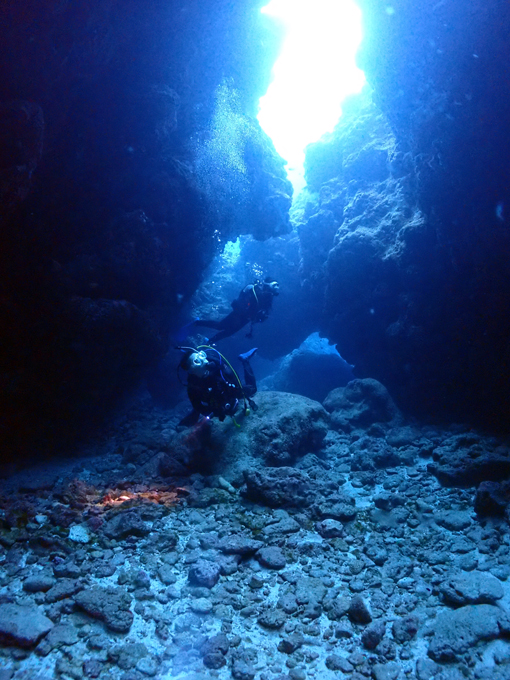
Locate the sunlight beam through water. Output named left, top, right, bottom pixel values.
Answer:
left=257, top=0, right=365, bottom=192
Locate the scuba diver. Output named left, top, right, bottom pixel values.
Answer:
left=177, top=345, right=258, bottom=426
left=193, top=278, right=279, bottom=344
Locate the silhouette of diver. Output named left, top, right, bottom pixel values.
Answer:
left=193, top=278, right=279, bottom=343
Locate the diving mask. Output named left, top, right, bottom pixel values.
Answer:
left=187, top=350, right=209, bottom=376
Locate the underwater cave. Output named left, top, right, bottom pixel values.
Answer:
left=1, top=0, right=510, bottom=677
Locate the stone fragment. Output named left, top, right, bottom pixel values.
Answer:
left=319, top=502, right=357, bottom=522
left=364, top=542, right=388, bottom=566
left=36, top=621, right=80, bottom=655
left=258, top=609, right=286, bottom=629
left=372, top=661, right=401, bottom=680
left=53, top=561, right=82, bottom=578
left=202, top=651, right=226, bottom=670
left=199, top=532, right=219, bottom=550
left=136, top=657, right=159, bottom=676
left=315, top=518, right=344, bottom=538
left=392, top=615, right=419, bottom=643
left=435, top=510, right=472, bottom=531
left=278, top=592, right=298, bottom=614
left=278, top=632, right=304, bottom=653
left=256, top=546, right=286, bottom=570
left=295, top=577, right=327, bottom=604
left=45, top=578, right=82, bottom=603
left=348, top=559, right=364, bottom=576
left=450, top=536, right=475, bottom=554
left=155, top=530, right=178, bottom=551
left=217, top=535, right=264, bottom=555
left=386, top=426, right=421, bottom=447
left=361, top=620, right=386, bottom=649
left=262, top=517, right=301, bottom=536
left=88, top=633, right=110, bottom=650
left=68, top=524, right=91, bottom=543
left=326, top=654, right=352, bottom=671
left=415, top=658, right=439, bottom=680
left=23, top=572, right=55, bottom=593
left=428, top=604, right=508, bottom=661
left=286, top=533, right=324, bottom=554
left=326, top=595, right=350, bottom=621
left=82, top=659, right=103, bottom=678
left=201, top=633, right=229, bottom=669
left=348, top=595, right=372, bottom=624
left=0, top=603, right=54, bottom=648
left=243, top=467, right=316, bottom=508
left=75, top=586, right=133, bottom=633
left=218, top=554, right=241, bottom=575
left=302, top=600, right=322, bottom=619
left=458, top=552, right=478, bottom=572
left=108, top=642, right=148, bottom=670
left=351, top=438, right=402, bottom=472
left=373, top=492, right=405, bottom=511
left=248, top=574, right=265, bottom=589
left=102, top=511, right=150, bottom=540
left=440, top=571, right=504, bottom=606
left=421, top=550, right=450, bottom=566
left=55, top=657, right=82, bottom=678
left=157, top=564, right=177, bottom=585
left=188, top=560, right=221, bottom=588
left=46, top=622, right=79, bottom=647
left=93, top=560, right=116, bottom=578
left=189, top=598, right=213, bottom=614
left=334, top=621, right=354, bottom=638
left=231, top=647, right=257, bottom=680
left=133, top=570, right=150, bottom=589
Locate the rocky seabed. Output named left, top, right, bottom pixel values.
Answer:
left=1, top=392, right=510, bottom=680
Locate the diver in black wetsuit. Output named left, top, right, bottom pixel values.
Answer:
left=178, top=346, right=258, bottom=426
left=193, top=278, right=279, bottom=343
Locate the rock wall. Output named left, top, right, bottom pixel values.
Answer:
left=0, top=0, right=292, bottom=456
left=300, top=0, right=510, bottom=429
left=4, top=0, right=510, bottom=453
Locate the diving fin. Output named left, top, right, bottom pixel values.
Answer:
left=239, top=347, right=258, bottom=362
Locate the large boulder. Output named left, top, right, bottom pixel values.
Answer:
left=439, top=571, right=504, bottom=607
left=428, top=605, right=510, bottom=662
left=160, top=391, right=330, bottom=480
left=427, top=434, right=510, bottom=487
left=323, top=378, right=402, bottom=433
left=0, top=604, right=54, bottom=648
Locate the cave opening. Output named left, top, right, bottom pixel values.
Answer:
left=257, top=0, right=366, bottom=193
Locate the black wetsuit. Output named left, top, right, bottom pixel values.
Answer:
left=181, top=356, right=257, bottom=426
left=194, top=283, right=274, bottom=343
